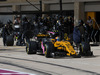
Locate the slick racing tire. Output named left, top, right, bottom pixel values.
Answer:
left=6, top=35, right=14, bottom=46
left=45, top=42, right=54, bottom=58
left=26, top=41, right=37, bottom=54
left=79, top=42, right=93, bottom=56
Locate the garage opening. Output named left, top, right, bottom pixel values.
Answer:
left=86, top=12, right=100, bottom=42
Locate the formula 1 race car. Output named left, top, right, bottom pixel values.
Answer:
left=26, top=31, right=81, bottom=58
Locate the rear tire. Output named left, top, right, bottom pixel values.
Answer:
left=45, top=42, right=54, bottom=58
left=79, top=42, right=93, bottom=56
left=26, top=41, right=37, bottom=54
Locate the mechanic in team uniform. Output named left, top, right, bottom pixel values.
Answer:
left=13, top=15, right=21, bottom=25
left=2, top=21, right=13, bottom=46
left=22, top=17, right=32, bottom=42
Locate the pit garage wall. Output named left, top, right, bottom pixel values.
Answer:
left=50, top=3, right=74, bottom=11
left=0, top=6, right=13, bottom=24
left=0, top=3, right=75, bottom=24
left=0, top=2, right=100, bottom=24
left=21, top=3, right=74, bottom=12
left=21, top=3, right=74, bottom=21
left=21, top=5, right=40, bottom=11
left=85, top=2, right=100, bottom=12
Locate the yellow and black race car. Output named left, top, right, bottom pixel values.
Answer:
left=26, top=32, right=81, bottom=58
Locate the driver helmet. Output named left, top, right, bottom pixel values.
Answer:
left=55, top=36, right=60, bottom=41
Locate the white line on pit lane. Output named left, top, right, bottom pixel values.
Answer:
left=0, top=68, right=36, bottom=75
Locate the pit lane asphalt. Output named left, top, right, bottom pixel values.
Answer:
left=0, top=38, right=100, bottom=75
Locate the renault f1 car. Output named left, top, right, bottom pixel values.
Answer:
left=26, top=31, right=81, bottom=58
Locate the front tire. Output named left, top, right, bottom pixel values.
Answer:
left=45, top=42, right=54, bottom=58
left=26, top=41, right=37, bottom=54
